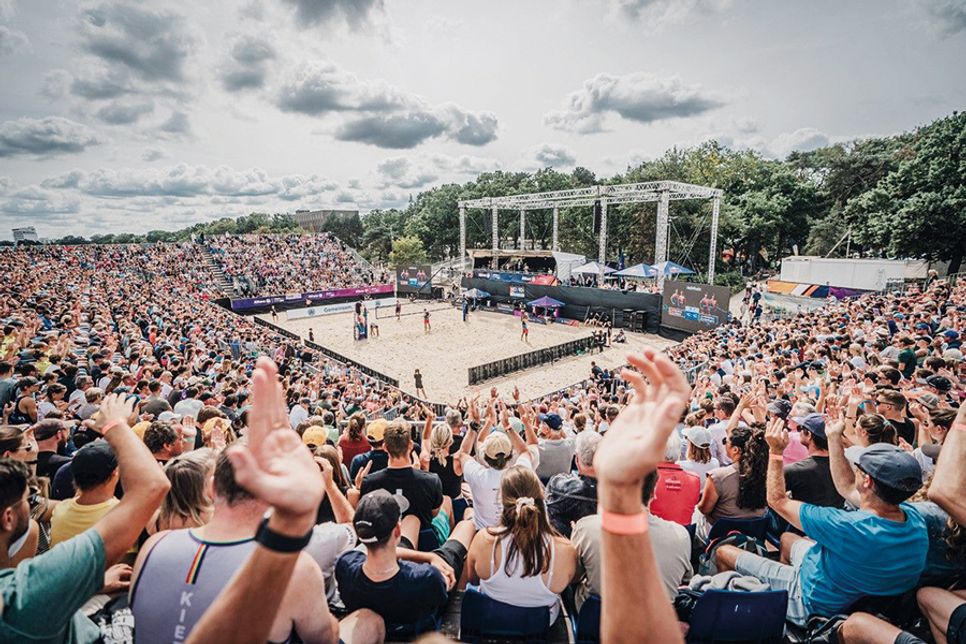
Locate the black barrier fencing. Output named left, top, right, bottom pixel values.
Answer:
left=252, top=317, right=401, bottom=388
left=468, top=335, right=597, bottom=386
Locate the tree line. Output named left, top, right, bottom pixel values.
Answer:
left=20, top=111, right=965, bottom=281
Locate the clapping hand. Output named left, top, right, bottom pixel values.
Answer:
left=226, top=358, right=323, bottom=527
left=594, top=349, right=689, bottom=511
left=764, top=417, right=789, bottom=453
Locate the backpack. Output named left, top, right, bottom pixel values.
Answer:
left=698, top=531, right=769, bottom=577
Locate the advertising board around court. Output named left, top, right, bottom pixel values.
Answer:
left=661, top=280, right=732, bottom=333
left=396, top=265, right=433, bottom=292
left=286, top=298, right=397, bottom=321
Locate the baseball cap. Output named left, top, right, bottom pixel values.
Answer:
left=31, top=419, right=66, bottom=441
left=767, top=399, right=793, bottom=420
left=685, top=427, right=713, bottom=448
left=158, top=411, right=183, bottom=423
left=366, top=419, right=388, bottom=443
left=943, top=329, right=960, bottom=340
left=844, top=443, right=922, bottom=494
left=917, top=393, right=940, bottom=410
left=926, top=375, right=952, bottom=392
left=538, top=413, right=563, bottom=430
left=302, top=426, right=328, bottom=448
left=482, top=432, right=512, bottom=460
left=72, top=441, right=118, bottom=488
left=943, top=348, right=964, bottom=362
left=353, top=489, right=410, bottom=544
left=790, top=413, right=826, bottom=438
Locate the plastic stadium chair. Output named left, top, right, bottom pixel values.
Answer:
left=459, top=586, right=552, bottom=642
left=574, top=594, right=601, bottom=643
left=707, top=516, right=770, bottom=543
left=686, top=589, right=788, bottom=643
left=417, top=528, right=439, bottom=552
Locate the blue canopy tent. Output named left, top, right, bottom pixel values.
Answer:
left=652, top=261, right=695, bottom=276
left=526, top=296, right=565, bottom=308
left=613, top=263, right=657, bottom=279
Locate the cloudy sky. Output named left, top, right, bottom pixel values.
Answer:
left=1, top=0, right=964, bottom=240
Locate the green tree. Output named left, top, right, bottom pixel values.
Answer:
left=388, top=235, right=427, bottom=266
left=846, top=112, right=966, bottom=272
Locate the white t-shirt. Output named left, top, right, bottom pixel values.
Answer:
left=304, top=523, right=355, bottom=604
left=288, top=404, right=308, bottom=430
left=676, top=457, right=720, bottom=486
left=463, top=453, right=533, bottom=530
left=173, top=398, right=204, bottom=420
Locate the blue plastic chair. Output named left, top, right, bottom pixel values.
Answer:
left=686, top=589, right=788, bottom=643
left=574, top=594, right=601, bottom=643
left=459, top=587, right=552, bottom=642
left=417, top=528, right=439, bottom=552
left=707, top=515, right=770, bottom=543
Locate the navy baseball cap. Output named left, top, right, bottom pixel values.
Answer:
left=538, top=413, right=563, bottom=430
left=790, top=413, right=826, bottom=438
left=844, top=443, right=922, bottom=494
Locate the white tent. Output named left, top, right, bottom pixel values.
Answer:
left=571, top=261, right=616, bottom=276
left=552, top=251, right=585, bottom=282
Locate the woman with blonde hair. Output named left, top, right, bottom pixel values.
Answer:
left=149, top=448, right=215, bottom=534
left=467, top=466, right=577, bottom=623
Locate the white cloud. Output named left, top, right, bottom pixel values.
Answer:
left=765, top=127, right=832, bottom=158
left=545, top=72, right=724, bottom=133
left=608, top=0, right=733, bottom=29
left=375, top=153, right=501, bottom=189
left=277, top=61, right=498, bottom=148
left=0, top=117, right=100, bottom=157
left=514, top=143, right=578, bottom=171
left=0, top=25, right=30, bottom=56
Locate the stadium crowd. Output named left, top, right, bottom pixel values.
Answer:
left=204, top=233, right=384, bottom=297
left=0, top=239, right=962, bottom=643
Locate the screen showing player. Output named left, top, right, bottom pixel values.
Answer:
left=660, top=280, right=732, bottom=333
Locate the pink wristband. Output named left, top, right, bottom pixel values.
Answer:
left=953, top=422, right=966, bottom=432
left=100, top=420, right=121, bottom=436
left=770, top=453, right=785, bottom=461
left=600, top=509, right=649, bottom=535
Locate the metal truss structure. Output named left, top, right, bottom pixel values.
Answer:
left=458, top=180, right=723, bottom=289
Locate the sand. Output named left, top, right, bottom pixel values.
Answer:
left=263, top=301, right=676, bottom=403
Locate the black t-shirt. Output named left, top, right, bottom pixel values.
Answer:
left=414, top=373, right=423, bottom=388
left=428, top=437, right=463, bottom=499
left=36, top=451, right=70, bottom=481
left=889, top=417, right=916, bottom=445
left=336, top=550, right=447, bottom=626
left=360, top=467, right=443, bottom=529
left=784, top=456, right=843, bottom=508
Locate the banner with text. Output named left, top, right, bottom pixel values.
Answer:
left=230, top=284, right=393, bottom=312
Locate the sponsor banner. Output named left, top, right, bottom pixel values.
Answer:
left=286, top=298, right=397, bottom=320
left=661, top=280, right=732, bottom=333
left=472, top=270, right=535, bottom=284
left=509, top=286, right=525, bottom=298
left=230, top=284, right=393, bottom=311
left=531, top=274, right=559, bottom=286
left=496, top=302, right=515, bottom=313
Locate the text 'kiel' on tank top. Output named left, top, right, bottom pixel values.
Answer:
left=130, top=529, right=294, bottom=644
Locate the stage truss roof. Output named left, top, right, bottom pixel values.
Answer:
left=458, top=180, right=723, bottom=210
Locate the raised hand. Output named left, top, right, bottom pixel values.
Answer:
left=593, top=349, right=689, bottom=491
left=94, top=393, right=137, bottom=433
left=764, top=417, right=788, bottom=453
left=225, top=358, right=323, bottom=522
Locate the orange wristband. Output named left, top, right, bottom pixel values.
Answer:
left=100, top=420, right=121, bottom=436
left=600, top=509, right=649, bottom=535
left=770, top=453, right=785, bottom=461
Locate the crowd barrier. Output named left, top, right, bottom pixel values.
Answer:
left=468, top=335, right=597, bottom=386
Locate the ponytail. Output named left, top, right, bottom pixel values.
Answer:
left=859, top=414, right=897, bottom=446
left=492, top=466, right=554, bottom=578
left=429, top=425, right=453, bottom=466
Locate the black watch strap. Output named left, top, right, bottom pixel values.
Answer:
left=254, top=517, right=312, bottom=553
